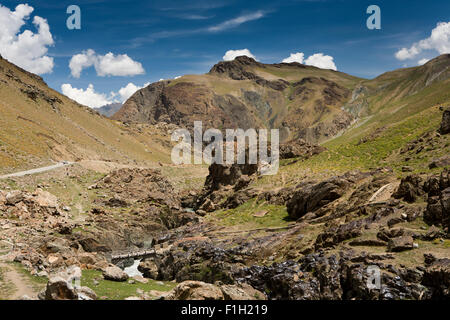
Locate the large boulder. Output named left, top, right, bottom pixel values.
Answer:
left=5, top=190, right=24, bottom=205
left=43, top=267, right=97, bottom=300
left=102, top=266, right=129, bottom=282
left=387, top=236, right=414, bottom=252
left=44, top=277, right=78, bottom=300
left=164, top=281, right=265, bottom=300
left=77, top=286, right=98, bottom=300
left=439, top=107, right=450, bottom=134
left=34, top=189, right=59, bottom=209
left=165, top=281, right=224, bottom=300
left=287, top=177, right=349, bottom=219
left=220, top=284, right=266, bottom=300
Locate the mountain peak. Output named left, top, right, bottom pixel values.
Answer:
left=209, top=56, right=262, bottom=77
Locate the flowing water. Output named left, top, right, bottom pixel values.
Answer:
left=123, top=259, right=143, bottom=277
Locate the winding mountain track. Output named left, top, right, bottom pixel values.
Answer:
left=0, top=241, right=38, bottom=300
left=0, top=262, right=38, bottom=300
left=0, top=162, right=74, bottom=179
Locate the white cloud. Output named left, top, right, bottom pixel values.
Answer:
left=61, top=84, right=112, bottom=108
left=282, top=52, right=305, bottom=63
left=395, top=22, right=450, bottom=60
left=208, top=11, right=265, bottom=32
left=0, top=4, right=54, bottom=74
left=113, top=82, right=150, bottom=102
left=305, top=53, right=337, bottom=70
left=69, top=49, right=145, bottom=78
left=96, top=52, right=145, bottom=77
left=69, top=49, right=96, bottom=78
left=281, top=52, right=337, bottom=70
left=62, top=82, right=149, bottom=108
left=223, top=49, right=256, bottom=61
left=418, top=58, right=430, bottom=66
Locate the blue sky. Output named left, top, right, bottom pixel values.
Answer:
left=0, top=0, right=449, bottom=107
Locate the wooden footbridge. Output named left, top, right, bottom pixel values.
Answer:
left=109, top=242, right=172, bottom=261
left=110, top=249, right=156, bottom=261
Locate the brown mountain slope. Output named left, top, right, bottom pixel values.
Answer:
left=113, top=56, right=363, bottom=143
left=345, top=54, right=450, bottom=118
left=0, top=55, right=170, bottom=174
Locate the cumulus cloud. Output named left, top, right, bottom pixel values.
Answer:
left=62, top=82, right=149, bottom=108
left=305, top=53, right=337, bottom=70
left=418, top=58, right=430, bottom=66
left=69, top=49, right=96, bottom=78
left=0, top=4, right=54, bottom=74
left=112, top=82, right=150, bottom=102
left=69, top=49, right=145, bottom=78
left=282, top=52, right=305, bottom=63
left=223, top=49, right=256, bottom=61
left=61, top=84, right=111, bottom=108
left=395, top=22, right=450, bottom=60
left=281, top=52, right=337, bottom=70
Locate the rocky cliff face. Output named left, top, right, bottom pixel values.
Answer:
left=113, top=80, right=261, bottom=132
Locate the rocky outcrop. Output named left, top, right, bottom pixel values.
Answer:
left=165, top=281, right=224, bottom=300
left=286, top=176, right=351, bottom=219
left=137, top=240, right=243, bottom=284
left=138, top=259, right=159, bottom=279
left=235, top=251, right=431, bottom=300
left=164, top=280, right=265, bottom=300
left=0, top=189, right=71, bottom=229
left=392, top=175, right=424, bottom=203
left=209, top=56, right=263, bottom=80
left=423, top=169, right=450, bottom=232
left=422, top=257, right=450, bottom=298
left=429, top=155, right=450, bottom=169
left=387, top=236, right=414, bottom=252
left=194, top=163, right=258, bottom=213
left=439, top=107, right=450, bottom=134
left=278, top=139, right=326, bottom=160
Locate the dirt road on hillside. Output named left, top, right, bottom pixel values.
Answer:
left=0, top=162, right=73, bottom=179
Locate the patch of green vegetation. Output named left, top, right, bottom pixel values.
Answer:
left=81, top=270, right=176, bottom=300
left=209, top=198, right=291, bottom=229
left=0, top=241, right=10, bottom=257
left=0, top=178, right=18, bottom=190
left=266, top=103, right=448, bottom=185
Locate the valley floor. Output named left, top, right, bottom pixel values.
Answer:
left=0, top=107, right=449, bottom=300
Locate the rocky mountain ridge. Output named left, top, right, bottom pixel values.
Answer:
left=113, top=56, right=362, bottom=143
